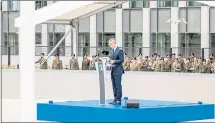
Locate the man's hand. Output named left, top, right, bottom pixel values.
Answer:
left=110, top=60, right=115, bottom=64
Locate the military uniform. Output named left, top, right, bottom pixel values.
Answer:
left=178, top=58, right=185, bottom=72
left=123, top=57, right=130, bottom=71
left=211, top=62, right=215, bottom=73
left=198, top=63, right=206, bottom=73
left=82, top=58, right=90, bottom=70
left=154, top=60, right=164, bottom=72
left=141, top=59, right=149, bottom=71
left=185, top=61, right=193, bottom=72
left=164, top=59, right=172, bottom=72
left=52, top=59, right=63, bottom=70
left=172, top=62, right=181, bottom=72
left=205, top=62, right=212, bottom=73
left=35, top=57, right=48, bottom=69
left=129, top=60, right=138, bottom=71
left=69, top=58, right=79, bottom=70
left=90, top=59, right=96, bottom=70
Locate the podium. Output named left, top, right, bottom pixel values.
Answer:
left=95, top=58, right=114, bottom=105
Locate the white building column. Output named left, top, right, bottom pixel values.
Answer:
left=142, top=8, right=151, bottom=57
left=116, top=9, right=123, bottom=47
left=41, top=24, right=48, bottom=55
left=150, top=1, right=157, bottom=8
left=201, top=6, right=210, bottom=59
left=19, top=1, right=36, bottom=121
left=72, top=27, right=77, bottom=56
left=90, top=15, right=97, bottom=56
left=179, top=1, right=187, bottom=7
left=171, top=7, right=179, bottom=55
left=65, top=25, right=72, bottom=56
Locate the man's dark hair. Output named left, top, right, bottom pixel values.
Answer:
left=71, top=54, right=75, bottom=57
left=40, top=53, right=44, bottom=56
left=55, top=54, right=59, bottom=57
left=178, top=54, right=181, bottom=56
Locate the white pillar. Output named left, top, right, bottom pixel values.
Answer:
left=116, top=9, right=123, bottom=47
left=73, top=27, right=77, bottom=56
left=41, top=24, right=48, bottom=55
left=171, top=7, right=179, bottom=55
left=201, top=6, right=210, bottom=59
left=142, top=8, right=150, bottom=57
left=19, top=1, right=36, bottom=121
left=150, top=1, right=157, bottom=8
left=122, top=1, right=129, bottom=9
left=179, top=1, right=187, bottom=7
left=90, top=15, right=97, bottom=56
left=65, top=25, right=72, bottom=56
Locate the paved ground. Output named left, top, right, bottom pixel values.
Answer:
left=2, top=99, right=215, bottom=122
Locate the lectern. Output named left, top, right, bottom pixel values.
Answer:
left=95, top=58, right=114, bottom=105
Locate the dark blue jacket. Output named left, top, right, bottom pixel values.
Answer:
left=109, top=47, right=124, bottom=76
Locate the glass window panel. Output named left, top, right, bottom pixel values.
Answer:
left=179, top=33, right=186, bottom=57
left=130, top=10, right=142, bottom=32
left=123, top=10, right=129, bottom=32
left=104, top=10, right=116, bottom=32
left=79, top=17, right=90, bottom=32
left=188, top=1, right=208, bottom=6
left=8, top=1, right=20, bottom=11
left=186, top=33, right=201, bottom=57
left=36, top=33, right=42, bottom=45
left=124, top=33, right=142, bottom=57
left=48, top=33, right=65, bottom=56
left=171, top=1, right=178, bottom=7
left=150, top=9, right=157, bottom=32
left=78, top=33, right=90, bottom=56
left=156, top=33, right=171, bottom=57
left=210, top=34, right=215, bottom=55
left=96, top=12, right=103, bottom=33
left=98, top=33, right=115, bottom=51
left=158, top=1, right=171, bottom=7
left=210, top=8, right=215, bottom=32
left=187, top=8, right=201, bottom=33
left=158, top=9, right=171, bottom=32
left=179, top=8, right=186, bottom=33
left=36, top=1, right=47, bottom=10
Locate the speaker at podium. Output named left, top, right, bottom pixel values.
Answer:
left=95, top=50, right=115, bottom=105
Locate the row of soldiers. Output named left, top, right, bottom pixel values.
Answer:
left=123, top=53, right=215, bottom=73
left=35, top=53, right=98, bottom=70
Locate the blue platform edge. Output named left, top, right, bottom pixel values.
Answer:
left=37, top=100, right=215, bottom=122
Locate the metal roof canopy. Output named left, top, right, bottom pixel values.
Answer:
left=42, top=1, right=125, bottom=25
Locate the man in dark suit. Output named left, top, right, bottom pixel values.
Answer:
left=108, top=38, right=124, bottom=104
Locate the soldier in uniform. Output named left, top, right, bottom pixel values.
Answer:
left=35, top=53, right=48, bottom=69
left=164, top=55, right=172, bottom=72
left=211, top=60, right=215, bottom=73
left=82, top=54, right=90, bottom=70
left=198, top=59, right=206, bottom=73
left=185, top=58, right=193, bottom=72
left=123, top=54, right=130, bottom=71
left=89, top=55, right=96, bottom=70
left=141, top=56, right=149, bottom=71
left=172, top=53, right=176, bottom=62
left=154, top=57, right=164, bottom=72
left=136, top=54, right=143, bottom=71
left=177, top=54, right=185, bottom=72
left=189, top=53, right=195, bottom=63
left=69, top=54, right=79, bottom=70
left=172, top=58, right=181, bottom=72
left=205, top=60, right=212, bottom=73
left=129, top=57, right=138, bottom=71
left=52, top=54, right=63, bottom=70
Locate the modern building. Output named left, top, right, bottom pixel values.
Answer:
left=2, top=1, right=215, bottom=58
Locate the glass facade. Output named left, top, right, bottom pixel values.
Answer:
left=78, top=33, right=90, bottom=56
left=8, top=1, right=20, bottom=11
left=123, top=33, right=142, bottom=57
left=158, top=1, right=178, bottom=7
left=35, top=33, right=42, bottom=45
left=48, top=33, right=65, bottom=56
left=188, top=1, right=208, bottom=6
left=210, top=34, right=215, bottom=55
left=98, top=33, right=115, bottom=51
left=179, top=33, right=201, bottom=57
left=35, top=1, right=47, bottom=10
left=130, top=1, right=149, bottom=8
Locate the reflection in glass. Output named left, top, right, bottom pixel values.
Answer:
left=210, top=33, right=215, bottom=55
left=2, top=33, right=19, bottom=55
left=78, top=33, right=90, bottom=56
left=151, top=33, right=171, bottom=57
left=48, top=33, right=65, bottom=56
left=8, top=1, right=20, bottom=11
left=130, top=1, right=149, bottom=8
left=180, top=33, right=201, bottom=57
left=158, top=1, right=178, bottom=7
left=35, top=33, right=42, bottom=45
left=124, top=33, right=142, bottom=57
left=188, top=1, right=208, bottom=6
left=98, top=33, right=115, bottom=51
left=35, top=1, right=47, bottom=10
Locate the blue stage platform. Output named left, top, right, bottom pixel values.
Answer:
left=37, top=100, right=215, bottom=122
